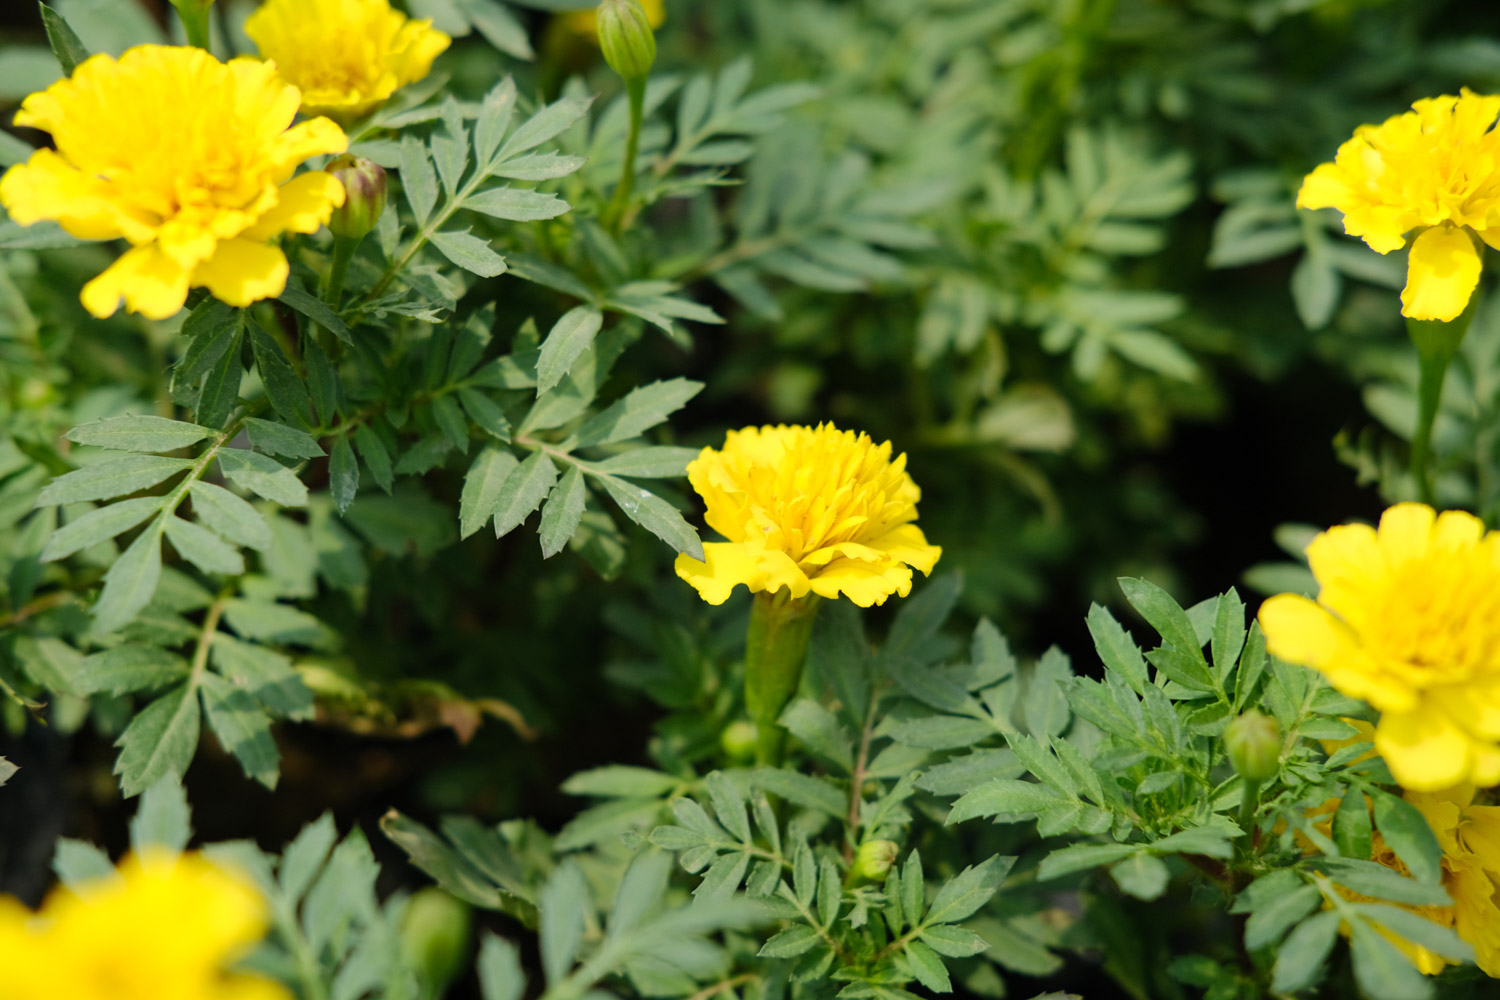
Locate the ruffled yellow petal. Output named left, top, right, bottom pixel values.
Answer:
left=1431, top=509, right=1487, bottom=551
left=0, top=148, right=141, bottom=241
left=192, top=238, right=289, bottom=308
left=1449, top=867, right=1500, bottom=976
left=1376, top=502, right=1436, bottom=569
left=674, top=543, right=809, bottom=606
left=806, top=557, right=913, bottom=607
left=80, top=244, right=191, bottom=320
left=1258, top=594, right=1409, bottom=707
left=1296, top=161, right=1353, bottom=211
left=269, top=117, right=349, bottom=179
left=865, top=523, right=942, bottom=576
left=1376, top=708, right=1473, bottom=791
left=1402, top=225, right=1483, bottom=321
left=242, top=171, right=345, bottom=241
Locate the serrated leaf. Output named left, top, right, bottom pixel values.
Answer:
left=477, top=935, right=526, bottom=1000
left=1348, top=918, right=1432, bottom=1000
left=279, top=812, right=338, bottom=901
left=574, top=378, right=703, bottom=448
left=401, top=134, right=439, bottom=225
left=497, top=96, right=591, bottom=161
left=539, top=861, right=589, bottom=983
left=244, top=418, right=325, bottom=459
left=924, top=856, right=1009, bottom=925
left=595, top=475, right=702, bottom=560
left=536, top=307, right=603, bottom=395
left=1372, top=791, right=1443, bottom=885
left=490, top=152, right=586, bottom=181
left=905, top=939, right=951, bottom=993
left=353, top=425, right=394, bottom=492
left=538, top=465, right=586, bottom=558
left=1086, top=602, right=1148, bottom=694
left=589, top=447, right=696, bottom=478
left=211, top=634, right=313, bottom=720
left=1245, top=883, right=1320, bottom=951
left=37, top=456, right=193, bottom=506
left=432, top=395, right=470, bottom=453
left=74, top=645, right=189, bottom=696
left=52, top=838, right=113, bottom=886
left=493, top=451, right=557, bottom=538
left=164, top=516, right=244, bottom=576
left=758, top=925, right=820, bottom=958
left=189, top=481, right=271, bottom=551
left=129, top=776, right=192, bottom=851
left=464, top=187, right=571, bottom=222
left=460, top=447, right=519, bottom=540
left=921, top=924, right=989, bottom=958
left=1110, top=853, right=1170, bottom=900
left=39, top=3, right=89, bottom=74
left=41, top=496, right=167, bottom=562
left=431, top=230, right=508, bottom=277
left=93, top=519, right=165, bottom=633
left=329, top=436, right=359, bottom=514
left=67, top=416, right=213, bottom=453
left=201, top=673, right=280, bottom=789
left=779, top=698, right=854, bottom=772
left=114, top=681, right=200, bottom=797
left=218, top=450, right=308, bottom=507
left=563, top=765, right=679, bottom=798
left=249, top=323, right=314, bottom=428
left=1271, top=910, right=1340, bottom=993
left=459, top=388, right=512, bottom=442
left=196, top=331, right=243, bottom=428
left=279, top=287, right=353, bottom=346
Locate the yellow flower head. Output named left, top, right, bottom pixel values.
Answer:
left=1259, top=503, right=1500, bottom=791
left=674, top=423, right=942, bottom=608
left=1297, top=89, right=1500, bottom=322
left=246, top=0, right=451, bottom=123
left=563, top=0, right=666, bottom=38
left=0, top=849, right=291, bottom=1000
left=0, top=45, right=347, bottom=320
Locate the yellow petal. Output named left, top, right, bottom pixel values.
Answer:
left=1376, top=502, right=1436, bottom=569
left=1258, top=593, right=1352, bottom=670
left=1296, top=162, right=1353, bottom=211
left=1402, top=225, right=1482, bottom=321
left=269, top=117, right=348, bottom=180
left=1305, top=522, right=1387, bottom=626
left=242, top=171, right=345, bottom=241
left=0, top=149, right=141, bottom=241
left=866, top=523, right=942, bottom=576
left=807, top=557, right=911, bottom=607
left=1376, top=708, right=1473, bottom=791
left=674, top=543, right=809, bottom=605
left=1449, top=867, right=1500, bottom=977
left=192, top=238, right=289, bottom=308
left=80, top=244, right=191, bottom=319
left=1430, top=508, right=1486, bottom=550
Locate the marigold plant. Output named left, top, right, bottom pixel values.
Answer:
left=0, top=849, right=288, bottom=1000
left=1297, top=89, right=1500, bottom=322
left=0, top=44, right=346, bottom=319
left=563, top=0, right=665, bottom=38
left=1259, top=502, right=1500, bottom=790
left=674, top=423, right=942, bottom=608
left=245, top=0, right=450, bottom=123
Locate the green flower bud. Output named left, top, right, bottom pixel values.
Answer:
left=849, top=840, right=898, bottom=885
left=327, top=154, right=387, bottom=241
left=400, top=888, right=472, bottom=995
left=596, top=0, right=656, bottom=82
left=720, top=720, right=758, bottom=763
left=1224, top=710, right=1282, bottom=781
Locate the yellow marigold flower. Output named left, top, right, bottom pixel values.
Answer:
left=674, top=423, right=942, bottom=608
left=563, top=0, right=666, bottom=37
left=0, top=849, right=291, bottom=1000
left=1258, top=503, right=1500, bottom=791
left=1297, top=89, right=1500, bottom=322
left=246, top=0, right=451, bottom=123
left=0, top=45, right=347, bottom=320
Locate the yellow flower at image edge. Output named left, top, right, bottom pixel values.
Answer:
left=0, top=45, right=347, bottom=320
left=1298, top=89, right=1500, bottom=322
left=0, top=849, right=291, bottom=1000
left=246, top=0, right=450, bottom=123
left=675, top=423, right=942, bottom=608
left=1258, top=503, right=1500, bottom=791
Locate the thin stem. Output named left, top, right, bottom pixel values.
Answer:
left=605, top=77, right=646, bottom=234
left=1406, top=303, right=1476, bottom=505
left=682, top=974, right=758, bottom=1000
left=0, top=591, right=73, bottom=631
left=173, top=1, right=213, bottom=50
left=843, top=690, right=881, bottom=863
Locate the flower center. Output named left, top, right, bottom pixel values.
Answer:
left=1369, top=549, right=1500, bottom=682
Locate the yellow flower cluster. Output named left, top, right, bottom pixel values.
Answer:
left=246, top=0, right=451, bottom=124
left=1259, top=503, right=1500, bottom=791
left=0, top=850, right=290, bottom=1000
left=1298, top=89, right=1500, bottom=322
left=675, top=423, right=942, bottom=608
left=1395, top=783, right=1500, bottom=975
left=0, top=45, right=347, bottom=320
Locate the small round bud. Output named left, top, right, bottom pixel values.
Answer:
left=720, top=720, right=758, bottom=763
left=400, top=888, right=472, bottom=995
left=1224, top=710, right=1282, bottom=781
left=596, top=0, right=656, bottom=82
left=849, top=840, right=898, bottom=884
left=327, top=154, right=387, bottom=241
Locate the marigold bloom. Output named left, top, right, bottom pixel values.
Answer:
left=246, top=0, right=450, bottom=123
left=0, top=45, right=347, bottom=320
left=564, top=0, right=665, bottom=37
left=0, top=849, right=291, bottom=1000
left=674, top=423, right=941, bottom=608
left=1297, top=89, right=1500, bottom=322
left=1259, top=503, right=1500, bottom=790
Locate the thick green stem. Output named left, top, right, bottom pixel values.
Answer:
left=745, top=590, right=821, bottom=766
left=605, top=77, right=646, bottom=234
left=1237, top=778, right=1261, bottom=850
left=173, top=1, right=213, bottom=50
left=1406, top=301, right=1475, bottom=505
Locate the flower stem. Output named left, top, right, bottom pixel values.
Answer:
left=745, top=590, right=820, bottom=766
left=172, top=1, right=213, bottom=50
left=1406, top=301, right=1475, bottom=505
left=605, top=76, right=646, bottom=234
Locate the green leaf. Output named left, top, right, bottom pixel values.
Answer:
left=458, top=388, right=512, bottom=442
left=608, top=849, right=671, bottom=935
left=211, top=635, right=313, bottom=720
left=1348, top=918, right=1432, bottom=1000
left=114, top=681, right=201, bottom=797
left=779, top=698, right=854, bottom=772
left=129, top=775, right=192, bottom=851
left=904, top=939, right=951, bottom=993
left=75, top=645, right=189, bottom=696
left=164, top=516, right=244, bottom=576
left=52, top=838, right=113, bottom=886
left=1118, top=577, right=1213, bottom=688
left=1037, top=843, right=1137, bottom=881
left=473, top=77, right=517, bottom=165
left=1087, top=602, right=1148, bottom=694
left=920, top=924, right=989, bottom=958
left=1271, top=910, right=1340, bottom=994
left=464, top=187, right=571, bottom=222
left=496, top=95, right=591, bottom=161
left=174, top=301, right=240, bottom=384
left=354, top=425, right=394, bottom=492
left=67, top=416, right=213, bottom=453
left=478, top=936, right=526, bottom=1000
left=536, top=307, right=603, bottom=396
left=574, top=379, right=704, bottom=448
left=1371, top=791, right=1443, bottom=885
left=758, top=925, right=821, bottom=958
left=280, top=812, right=337, bottom=901
left=1354, top=903, right=1474, bottom=963
left=538, top=465, right=586, bottom=558
left=196, top=330, right=244, bottom=428
left=595, top=475, right=702, bottom=559
left=1313, top=859, right=1450, bottom=907
left=563, top=765, right=679, bottom=798
left=1110, top=853, right=1170, bottom=900
left=947, top=779, right=1066, bottom=824
left=244, top=418, right=325, bottom=460
left=589, top=447, right=696, bottom=478
left=200, top=673, right=280, bottom=789
left=924, top=855, right=1010, bottom=925
left=279, top=287, right=353, bottom=346
left=431, top=229, right=508, bottom=277
left=752, top=768, right=845, bottom=818
left=493, top=451, right=558, bottom=538
left=39, top=2, right=89, bottom=75
left=1245, top=882, right=1321, bottom=950
left=885, top=573, right=962, bottom=665
left=218, top=450, right=308, bottom=507
left=460, top=447, right=519, bottom=540
left=432, top=395, right=471, bottom=453
left=93, top=519, right=165, bottom=633
left=539, top=861, right=589, bottom=983
left=37, top=455, right=193, bottom=506
left=41, top=496, right=167, bottom=562
left=401, top=135, right=439, bottom=226
left=222, top=599, right=327, bottom=647
left=189, top=481, right=271, bottom=551
left=329, top=436, right=360, bottom=514
left=1334, top=790, right=1373, bottom=861
left=249, top=323, right=315, bottom=428
left=1211, top=589, right=1247, bottom=683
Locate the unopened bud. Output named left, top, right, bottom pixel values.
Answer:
left=1224, top=710, right=1282, bottom=781
left=720, top=720, right=758, bottom=763
left=596, top=0, right=656, bottom=82
left=400, top=888, right=471, bottom=995
left=849, top=840, right=898, bottom=885
left=327, top=154, right=387, bottom=241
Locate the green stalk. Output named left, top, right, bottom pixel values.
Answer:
left=605, top=76, right=646, bottom=234
left=172, top=1, right=213, bottom=51
left=745, top=590, right=821, bottom=766
left=1406, top=298, right=1476, bottom=505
